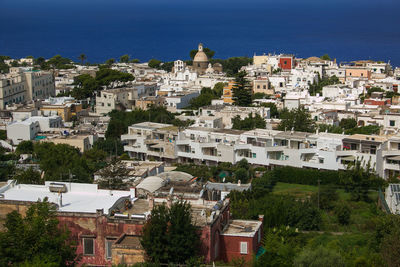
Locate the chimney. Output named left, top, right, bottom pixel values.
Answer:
left=148, top=195, right=154, bottom=210
left=96, top=209, right=104, bottom=216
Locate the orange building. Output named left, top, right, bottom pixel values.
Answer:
left=345, top=68, right=371, bottom=80
left=223, top=81, right=235, bottom=104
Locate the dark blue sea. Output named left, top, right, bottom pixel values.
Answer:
left=1, top=0, right=400, bottom=66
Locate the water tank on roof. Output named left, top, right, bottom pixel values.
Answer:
left=49, top=183, right=67, bottom=193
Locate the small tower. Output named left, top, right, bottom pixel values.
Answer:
left=198, top=43, right=203, bottom=52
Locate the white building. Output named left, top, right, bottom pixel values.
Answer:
left=0, top=68, right=55, bottom=109
left=6, top=115, right=63, bottom=144
left=7, top=119, right=40, bottom=144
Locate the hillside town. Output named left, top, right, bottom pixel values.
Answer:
left=1, top=44, right=400, bottom=266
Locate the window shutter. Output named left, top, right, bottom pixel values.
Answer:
left=240, top=242, right=248, bottom=254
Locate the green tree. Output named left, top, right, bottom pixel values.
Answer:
left=256, top=226, right=301, bottom=267
left=294, top=246, right=345, bottom=267
left=105, top=107, right=175, bottom=139
left=189, top=87, right=220, bottom=109
left=235, top=168, right=249, bottom=183
left=34, top=56, right=45, bottom=65
left=232, top=71, right=252, bottom=106
left=148, top=59, right=162, bottom=69
left=378, top=216, right=400, bottom=267
left=340, top=160, right=384, bottom=202
left=16, top=140, right=34, bottom=154
left=261, top=102, right=279, bottom=118
left=213, top=82, right=225, bottom=97
left=320, top=54, right=331, bottom=61
left=0, top=199, right=78, bottom=266
left=130, top=59, right=140, bottom=63
left=345, top=125, right=380, bottom=135
left=0, top=130, right=6, bottom=140
left=278, top=107, right=315, bottom=132
left=11, top=60, right=20, bottom=67
left=366, top=87, right=384, bottom=97
left=311, top=186, right=339, bottom=210
left=334, top=201, right=351, bottom=225
left=0, top=55, right=11, bottom=73
left=309, top=75, right=340, bottom=96
left=231, top=113, right=266, bottom=130
left=93, top=138, right=124, bottom=157
left=96, top=161, right=129, bottom=190
left=105, top=58, right=115, bottom=66
left=82, top=148, right=107, bottom=173
left=78, top=54, right=87, bottom=65
left=141, top=201, right=200, bottom=264
left=317, top=123, right=343, bottom=134
left=42, top=55, right=74, bottom=70
left=95, top=68, right=134, bottom=87
left=71, top=74, right=99, bottom=99
left=159, top=61, right=174, bottom=72
left=14, top=167, right=42, bottom=184
left=33, top=142, right=91, bottom=183
left=339, top=118, right=357, bottom=129
left=211, top=57, right=252, bottom=76
left=120, top=54, right=130, bottom=63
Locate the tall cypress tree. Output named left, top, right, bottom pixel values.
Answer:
left=232, top=71, right=252, bottom=106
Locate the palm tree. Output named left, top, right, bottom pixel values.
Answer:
left=78, top=54, right=87, bottom=65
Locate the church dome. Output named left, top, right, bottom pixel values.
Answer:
left=194, top=51, right=208, bottom=62
left=193, top=43, right=208, bottom=62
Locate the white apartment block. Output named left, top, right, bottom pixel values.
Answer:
left=121, top=123, right=400, bottom=179
left=121, top=122, right=178, bottom=163
left=0, top=68, right=55, bottom=109
left=95, top=89, right=130, bottom=115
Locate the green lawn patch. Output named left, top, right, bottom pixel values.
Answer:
left=273, top=182, right=318, bottom=198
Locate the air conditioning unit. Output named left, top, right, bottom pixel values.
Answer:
left=49, top=183, right=67, bottom=193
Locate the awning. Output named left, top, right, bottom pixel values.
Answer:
left=341, top=156, right=355, bottom=161
left=389, top=156, right=400, bottom=161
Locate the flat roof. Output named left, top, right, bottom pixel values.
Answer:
left=222, top=220, right=262, bottom=237
left=0, top=181, right=131, bottom=215
left=131, top=122, right=174, bottom=131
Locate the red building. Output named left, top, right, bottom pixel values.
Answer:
left=363, top=98, right=391, bottom=106
left=0, top=180, right=263, bottom=266
left=279, top=55, right=294, bottom=70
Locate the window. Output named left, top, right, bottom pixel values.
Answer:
left=258, top=230, right=261, bottom=243
left=390, top=120, right=395, bottom=127
left=105, top=238, right=116, bottom=260
left=319, top=158, right=324, bottom=164
left=257, top=85, right=260, bottom=89
left=240, top=242, right=248, bottom=254
left=263, top=85, right=266, bottom=89
left=83, top=238, right=95, bottom=255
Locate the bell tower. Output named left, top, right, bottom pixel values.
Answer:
left=198, top=43, right=203, bottom=52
